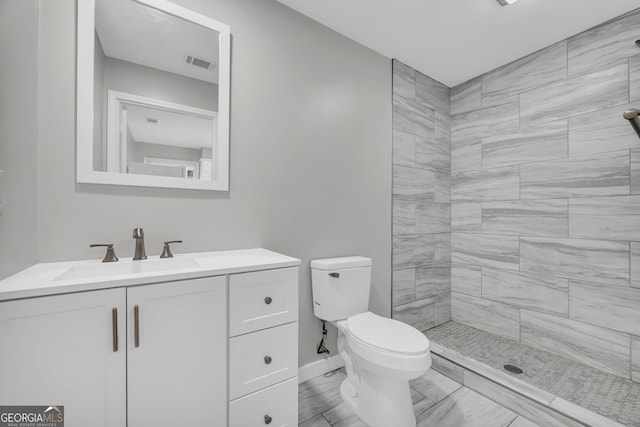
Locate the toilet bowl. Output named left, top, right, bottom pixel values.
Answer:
left=310, top=256, right=432, bottom=427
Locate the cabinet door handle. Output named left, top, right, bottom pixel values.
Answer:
left=134, top=305, right=140, bottom=348
left=264, top=355, right=272, bottom=365
left=264, top=414, right=272, bottom=424
left=264, top=296, right=272, bottom=305
left=112, top=307, right=118, bottom=352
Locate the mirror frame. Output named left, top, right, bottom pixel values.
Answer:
left=76, top=0, right=231, bottom=191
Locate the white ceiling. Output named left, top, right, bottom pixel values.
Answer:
left=276, top=0, right=640, bottom=87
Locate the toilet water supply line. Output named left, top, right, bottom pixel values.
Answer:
left=317, top=320, right=330, bottom=354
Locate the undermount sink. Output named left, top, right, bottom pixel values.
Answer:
left=54, top=257, right=200, bottom=282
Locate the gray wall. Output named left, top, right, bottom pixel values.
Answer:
left=0, top=0, right=39, bottom=280
left=391, top=61, right=451, bottom=331
left=31, top=0, right=392, bottom=367
left=450, top=9, right=640, bottom=382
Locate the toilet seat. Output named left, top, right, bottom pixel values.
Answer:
left=346, top=312, right=429, bottom=355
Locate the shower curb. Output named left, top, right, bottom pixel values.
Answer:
left=429, top=342, right=626, bottom=427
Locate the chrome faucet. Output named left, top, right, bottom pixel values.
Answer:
left=132, top=228, right=147, bottom=260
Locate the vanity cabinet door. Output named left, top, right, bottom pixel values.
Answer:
left=127, top=276, right=227, bottom=427
left=0, top=288, right=126, bottom=427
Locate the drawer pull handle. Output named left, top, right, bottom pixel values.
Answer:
left=264, top=355, right=272, bottom=365
left=264, top=415, right=272, bottom=425
left=264, top=296, right=272, bottom=305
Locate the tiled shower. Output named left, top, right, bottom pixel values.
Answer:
left=392, top=6, right=640, bottom=398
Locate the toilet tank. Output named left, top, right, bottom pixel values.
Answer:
left=310, top=256, right=372, bottom=321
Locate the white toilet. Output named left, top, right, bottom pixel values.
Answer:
left=310, top=256, right=431, bottom=427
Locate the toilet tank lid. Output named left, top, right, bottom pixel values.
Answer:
left=310, top=256, right=371, bottom=270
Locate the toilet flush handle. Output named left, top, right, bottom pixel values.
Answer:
left=329, top=272, right=340, bottom=278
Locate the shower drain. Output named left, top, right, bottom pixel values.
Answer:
left=503, top=364, right=523, bottom=374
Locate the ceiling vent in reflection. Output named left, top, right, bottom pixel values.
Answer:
left=184, top=54, right=217, bottom=71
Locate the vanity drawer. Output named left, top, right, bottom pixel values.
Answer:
left=229, top=322, right=298, bottom=399
left=229, top=267, right=298, bottom=336
left=229, top=376, right=298, bottom=427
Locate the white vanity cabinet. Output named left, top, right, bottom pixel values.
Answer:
left=228, top=267, right=299, bottom=427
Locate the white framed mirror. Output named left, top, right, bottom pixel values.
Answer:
left=77, top=0, right=230, bottom=191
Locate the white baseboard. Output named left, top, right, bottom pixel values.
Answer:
left=298, top=354, right=345, bottom=383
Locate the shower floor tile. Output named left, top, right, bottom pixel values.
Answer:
left=425, top=321, right=640, bottom=426
left=298, top=367, right=539, bottom=426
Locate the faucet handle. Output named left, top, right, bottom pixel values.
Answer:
left=160, top=240, right=182, bottom=258
left=133, top=228, right=144, bottom=238
left=90, top=244, right=119, bottom=263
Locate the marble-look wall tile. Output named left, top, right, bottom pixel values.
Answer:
left=569, top=195, right=640, bottom=240
left=520, top=150, right=630, bottom=199
left=632, top=337, right=640, bottom=383
left=392, top=268, right=416, bottom=307
left=568, top=103, right=640, bottom=157
left=521, top=310, right=631, bottom=378
left=393, top=94, right=435, bottom=138
left=482, top=199, right=568, bottom=237
left=434, top=233, right=451, bottom=265
left=451, top=141, right=481, bottom=172
left=416, top=73, right=450, bottom=114
left=452, top=166, right=519, bottom=201
left=452, top=203, right=481, bottom=233
left=451, top=78, right=481, bottom=116
left=451, top=264, right=482, bottom=297
left=452, top=99, right=519, bottom=146
left=630, top=54, right=640, bottom=102
left=393, top=129, right=416, bottom=167
left=568, top=9, right=640, bottom=77
left=520, top=63, right=628, bottom=128
left=570, top=279, right=640, bottom=336
left=393, top=234, right=435, bottom=270
left=632, top=242, right=640, bottom=289
left=452, top=293, right=520, bottom=340
left=548, top=397, right=629, bottom=427
left=482, top=121, right=568, bottom=169
left=416, top=134, right=449, bottom=173
left=482, top=41, right=567, bottom=106
left=632, top=148, right=640, bottom=195
left=452, top=233, right=519, bottom=271
left=434, top=172, right=451, bottom=203
left=520, top=237, right=629, bottom=286
left=482, top=268, right=568, bottom=316
left=392, top=60, right=415, bottom=100
left=434, top=292, right=451, bottom=326
left=416, top=201, right=450, bottom=234
left=393, top=297, right=435, bottom=331
left=416, top=266, right=450, bottom=300
left=393, top=165, right=435, bottom=197
left=431, top=353, right=464, bottom=384
left=393, top=196, right=416, bottom=235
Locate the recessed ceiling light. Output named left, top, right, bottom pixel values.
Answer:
left=497, top=0, right=518, bottom=6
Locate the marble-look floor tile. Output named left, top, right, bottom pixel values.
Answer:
left=482, top=199, right=568, bottom=237
left=410, top=368, right=462, bottom=405
left=632, top=242, right=640, bottom=289
left=482, top=41, right=567, bottom=107
left=520, top=150, right=630, bottom=199
left=452, top=233, right=519, bottom=271
left=452, top=202, right=481, bottom=233
left=393, top=234, right=435, bottom=270
left=299, top=415, right=331, bottom=427
left=520, top=236, right=629, bottom=287
left=451, top=264, right=482, bottom=297
left=521, top=310, right=630, bottom=378
left=431, top=352, right=465, bottom=384
left=393, top=297, right=435, bottom=332
left=569, top=195, right=640, bottom=240
left=520, top=63, right=628, bottom=128
left=632, top=148, right=640, bottom=195
left=482, top=268, right=568, bottom=316
left=452, top=166, right=519, bottom=201
left=482, top=120, right=567, bottom=169
left=451, top=78, right=481, bottom=116
left=509, top=416, right=543, bottom=427
left=568, top=9, right=640, bottom=77
left=452, top=293, right=520, bottom=341
left=568, top=103, right=640, bottom=157
left=632, top=337, right=640, bottom=383
left=570, top=279, right=640, bottom=336
left=416, top=386, right=517, bottom=427
left=298, top=370, right=347, bottom=423
left=549, top=398, right=627, bottom=427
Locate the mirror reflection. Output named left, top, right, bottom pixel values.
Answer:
left=93, top=0, right=220, bottom=180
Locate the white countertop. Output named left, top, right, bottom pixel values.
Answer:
left=0, top=248, right=301, bottom=301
